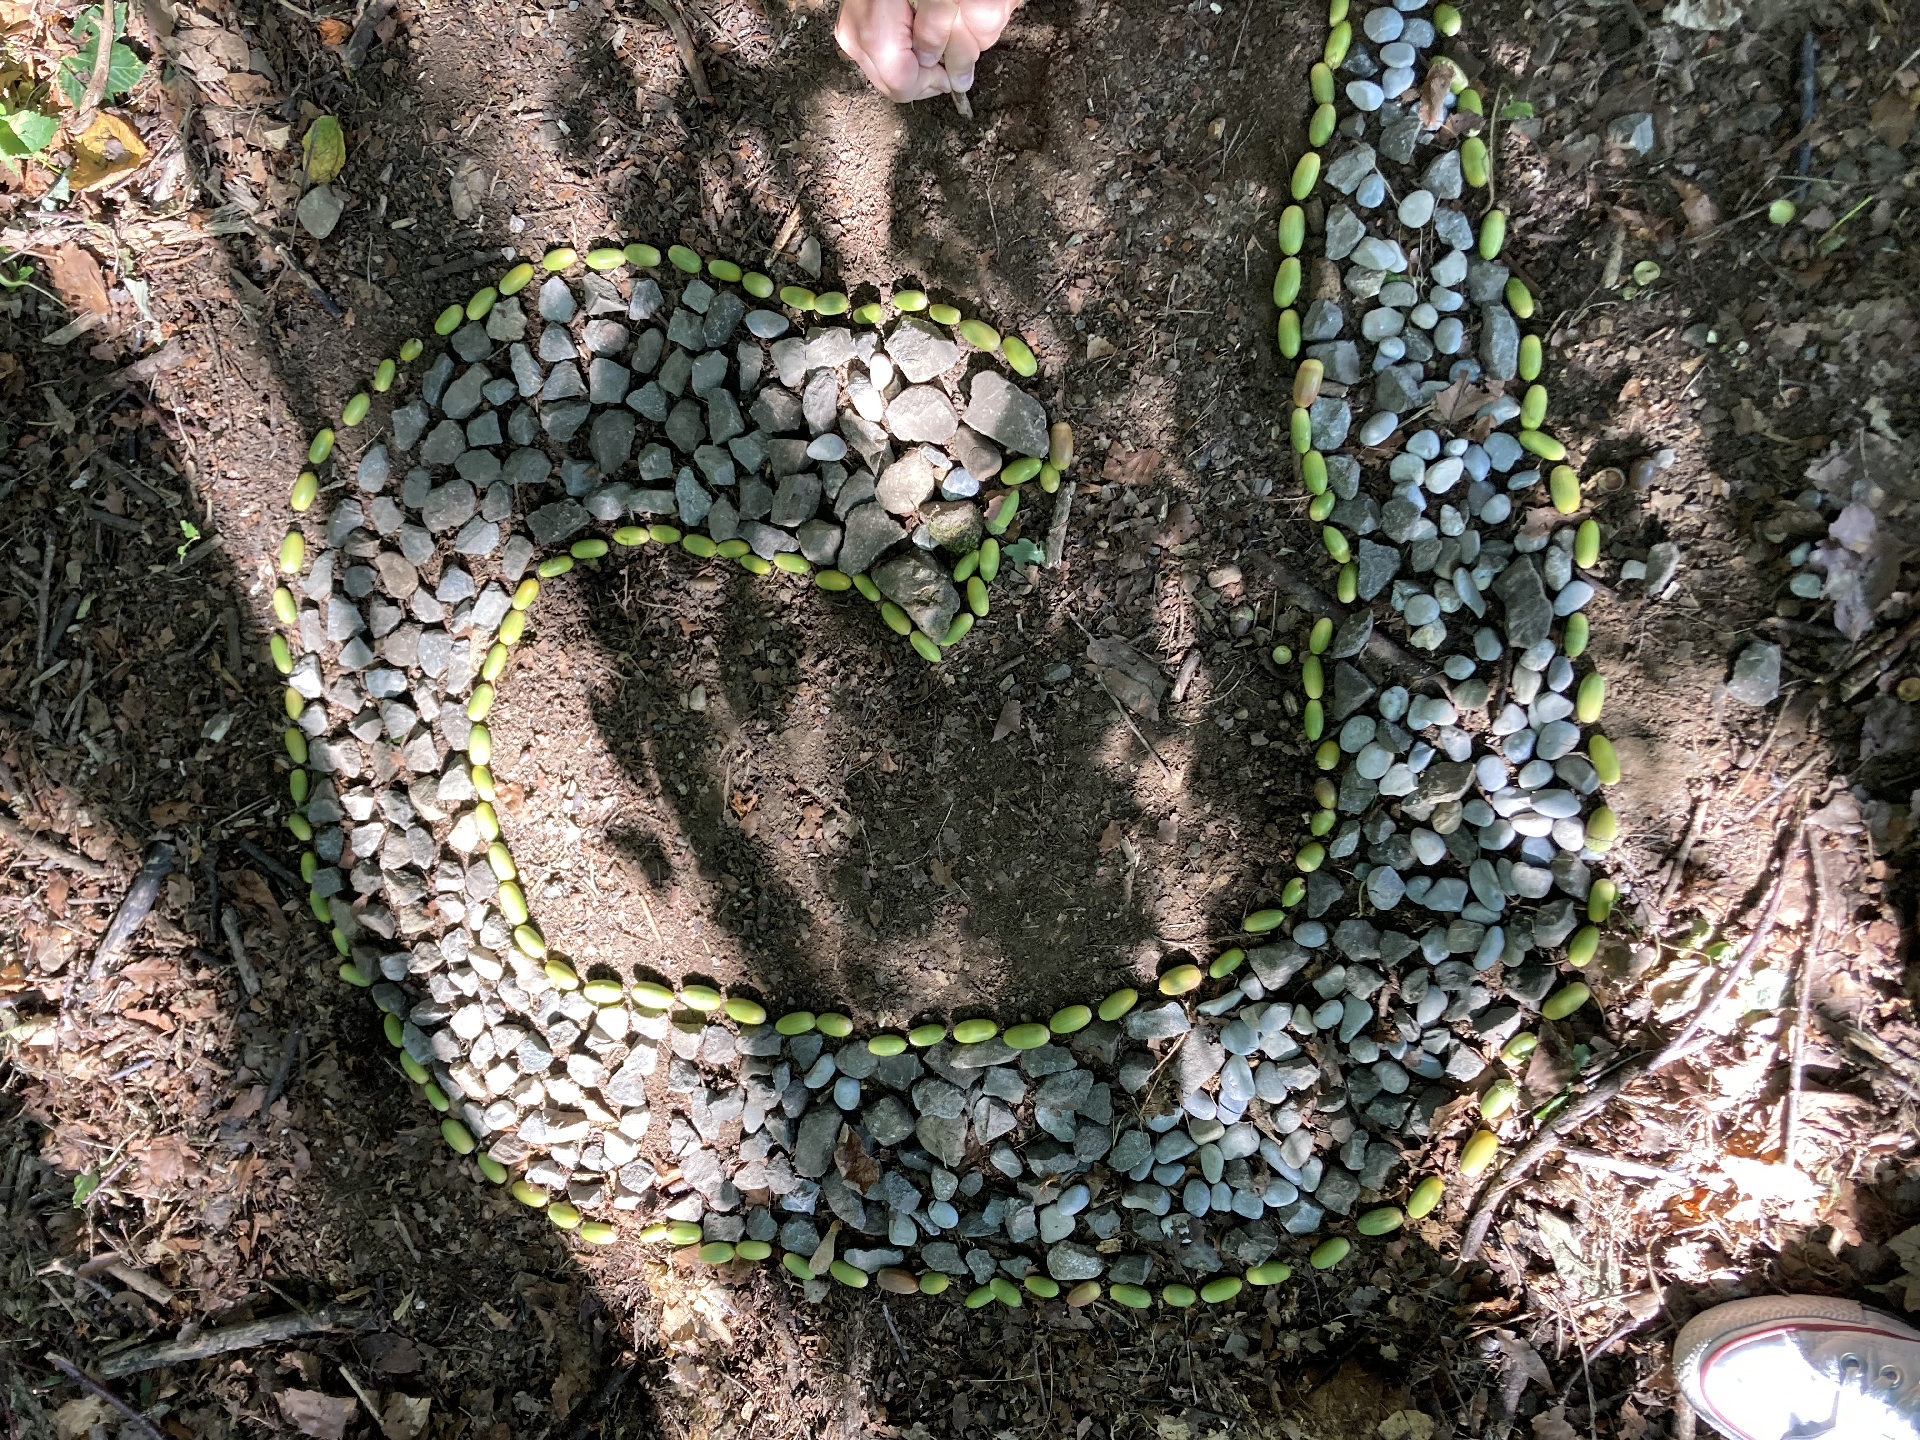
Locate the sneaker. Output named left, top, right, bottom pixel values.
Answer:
left=1674, top=1294, right=1920, bottom=1440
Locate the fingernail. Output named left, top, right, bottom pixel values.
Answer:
left=916, top=48, right=941, bottom=66
left=952, top=67, right=973, bottom=90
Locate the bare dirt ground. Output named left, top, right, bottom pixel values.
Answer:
left=4, top=0, right=1920, bottom=1434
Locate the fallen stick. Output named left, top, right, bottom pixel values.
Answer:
left=263, top=1025, right=302, bottom=1112
left=231, top=835, right=304, bottom=892
left=1458, top=819, right=1808, bottom=1266
left=45, top=1354, right=164, bottom=1440
left=1558, top=1147, right=1689, bottom=1185
left=1045, top=483, right=1073, bottom=569
left=1654, top=790, right=1710, bottom=916
left=0, top=811, right=112, bottom=878
left=1785, top=833, right=1833, bottom=1163
left=218, top=906, right=263, bottom=996
left=644, top=0, right=712, bottom=102
left=87, top=841, right=174, bottom=982
left=95, top=1303, right=377, bottom=1378
left=1096, top=677, right=1172, bottom=774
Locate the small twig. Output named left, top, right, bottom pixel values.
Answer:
left=1654, top=790, right=1710, bottom=916
left=219, top=906, right=263, bottom=996
left=260, top=230, right=344, bottom=317
left=1170, top=649, right=1203, bottom=704
left=880, top=1302, right=910, bottom=1363
left=264, top=1026, right=302, bottom=1113
left=1649, top=818, right=1806, bottom=1073
left=644, top=0, right=712, bottom=103
left=230, top=835, right=303, bottom=892
left=337, top=1363, right=381, bottom=1420
left=75, top=0, right=117, bottom=124
left=1785, top=833, right=1832, bottom=1165
left=33, top=542, right=54, bottom=672
left=416, top=250, right=508, bottom=287
left=45, top=1355, right=164, bottom=1440
left=96, top=1303, right=377, bottom=1377
left=1734, top=752, right=1823, bottom=824
left=769, top=202, right=803, bottom=260
left=637, top=889, right=664, bottom=944
left=1096, top=678, right=1172, bottom=774
left=1045, top=482, right=1073, bottom=570
left=0, top=811, right=111, bottom=878
left=1557, top=1147, right=1689, bottom=1185
left=86, top=841, right=174, bottom=983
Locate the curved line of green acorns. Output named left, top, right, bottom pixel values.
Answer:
left=1259, top=0, right=1644, bottom=1262
left=274, top=239, right=1077, bottom=669
left=255, top=26, right=1618, bottom=1310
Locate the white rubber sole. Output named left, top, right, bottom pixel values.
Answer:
left=1674, top=1295, right=1920, bottom=1439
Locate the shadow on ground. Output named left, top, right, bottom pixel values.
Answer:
left=8, top=0, right=1920, bottom=1431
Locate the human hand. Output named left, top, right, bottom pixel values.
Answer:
left=835, top=0, right=1019, bottom=102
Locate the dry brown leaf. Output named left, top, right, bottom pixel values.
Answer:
left=1418, top=60, right=1455, bottom=130
left=1869, top=87, right=1920, bottom=149
left=1667, top=176, right=1719, bottom=236
left=53, top=1397, right=111, bottom=1440
left=69, top=112, right=148, bottom=192
left=316, top=16, right=351, bottom=42
left=129, top=1133, right=200, bottom=1192
left=1430, top=376, right=1502, bottom=424
left=834, top=1126, right=879, bottom=1193
left=276, top=1390, right=357, bottom=1440
left=1086, top=637, right=1167, bottom=724
left=359, top=1334, right=423, bottom=1374
left=1494, top=1332, right=1553, bottom=1389
left=809, top=1219, right=840, bottom=1274
left=379, top=1394, right=430, bottom=1440
left=990, top=697, right=1021, bottom=743
left=45, top=244, right=111, bottom=316
left=1100, top=446, right=1159, bottom=486
left=1098, top=818, right=1127, bottom=853
left=1531, top=1407, right=1579, bottom=1440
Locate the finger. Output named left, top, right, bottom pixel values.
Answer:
left=837, top=0, right=927, bottom=100
left=911, top=0, right=960, bottom=68
left=956, top=0, right=1016, bottom=50
left=940, top=20, right=981, bottom=91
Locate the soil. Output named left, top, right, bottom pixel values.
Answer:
left=4, top=0, right=1920, bottom=1433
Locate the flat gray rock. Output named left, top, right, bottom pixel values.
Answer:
left=875, top=450, right=938, bottom=515
left=838, top=502, right=906, bottom=575
left=441, top=364, right=490, bottom=420
left=962, top=371, right=1048, bottom=458
left=421, top=481, right=477, bottom=534
left=873, top=551, right=959, bottom=640
left=527, top=500, right=590, bottom=547
left=885, top=316, right=961, bottom=383
left=886, top=385, right=959, bottom=445
left=771, top=473, right=822, bottom=527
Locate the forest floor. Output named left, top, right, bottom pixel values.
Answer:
left=4, top=0, right=1920, bottom=1434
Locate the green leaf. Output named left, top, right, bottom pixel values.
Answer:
left=2, top=110, right=60, bottom=157
left=71, top=1171, right=100, bottom=1207
left=1498, top=101, right=1535, bottom=119
left=57, top=5, right=146, bottom=107
left=1001, top=538, right=1046, bottom=568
